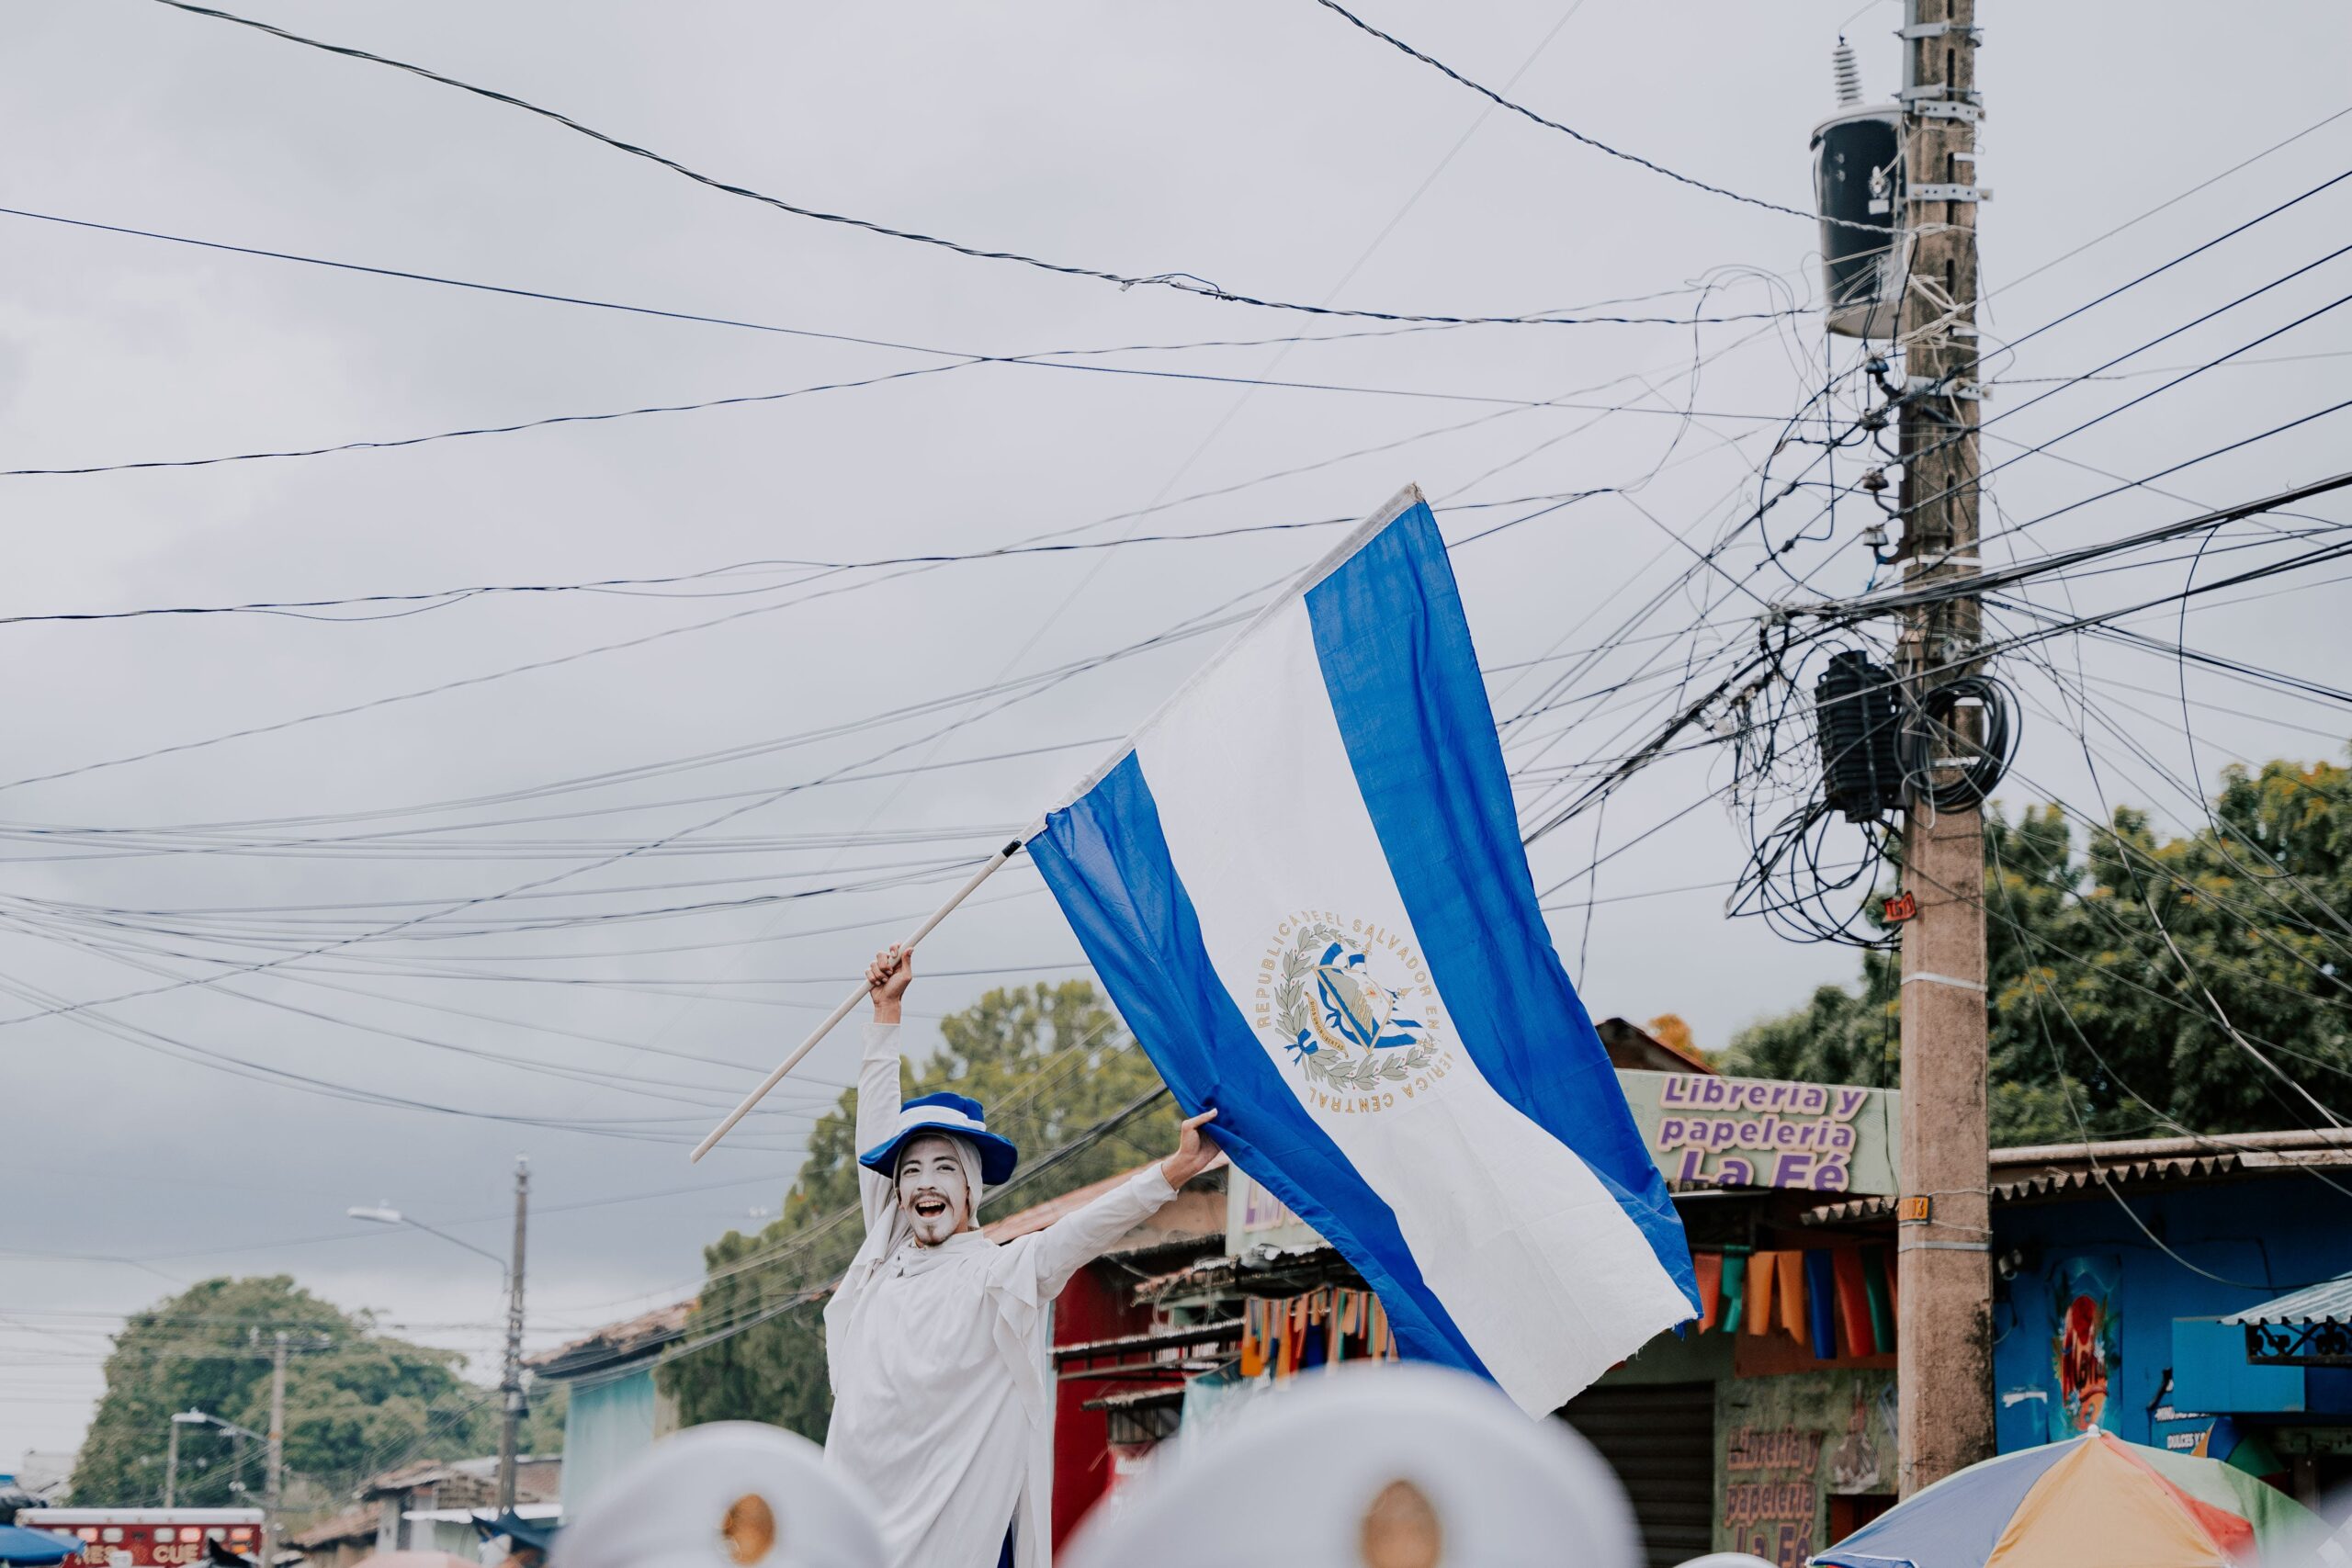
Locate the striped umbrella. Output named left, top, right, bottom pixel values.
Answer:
left=1813, top=1429, right=2320, bottom=1568
left=0, top=1528, right=79, bottom=1568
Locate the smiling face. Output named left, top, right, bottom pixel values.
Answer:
left=895, top=1134, right=973, bottom=1247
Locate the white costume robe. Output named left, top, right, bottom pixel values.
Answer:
left=822, top=1021, right=1178, bottom=1568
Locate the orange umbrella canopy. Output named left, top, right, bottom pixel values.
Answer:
left=1814, top=1429, right=2320, bottom=1568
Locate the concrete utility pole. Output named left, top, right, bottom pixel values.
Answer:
left=1893, top=0, right=1994, bottom=1496
left=495, top=1155, right=530, bottom=1513
left=164, top=1414, right=181, bottom=1509
left=264, top=1333, right=288, bottom=1564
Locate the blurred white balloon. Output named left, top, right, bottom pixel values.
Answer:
left=1063, top=1362, right=1642, bottom=1568
left=551, top=1421, right=883, bottom=1568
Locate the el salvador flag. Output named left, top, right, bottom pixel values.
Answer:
left=1025, top=484, right=1699, bottom=1415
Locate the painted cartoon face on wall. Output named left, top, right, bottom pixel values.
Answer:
left=2058, top=1292, right=2110, bottom=1429
left=896, top=1134, right=972, bottom=1247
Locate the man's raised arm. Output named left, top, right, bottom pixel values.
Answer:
left=1017, top=1110, right=1221, bottom=1299
left=853, top=944, right=913, bottom=1235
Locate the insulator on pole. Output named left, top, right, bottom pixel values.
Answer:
left=1833, top=39, right=1864, bottom=106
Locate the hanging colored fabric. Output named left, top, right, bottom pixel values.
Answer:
left=1240, top=1300, right=1265, bottom=1377
left=1745, top=1250, right=1779, bottom=1335
left=1775, top=1249, right=1807, bottom=1339
left=1694, top=1251, right=1724, bottom=1331
left=1718, top=1252, right=1748, bottom=1335
left=1831, top=1248, right=1876, bottom=1357
left=1804, top=1249, right=1839, bottom=1359
left=1860, top=1245, right=1895, bottom=1351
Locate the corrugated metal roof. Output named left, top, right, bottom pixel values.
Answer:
left=1798, top=1140, right=2352, bottom=1227
left=2224, top=1273, right=2352, bottom=1326
left=1799, top=1152, right=2244, bottom=1226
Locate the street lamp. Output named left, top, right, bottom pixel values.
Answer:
left=345, top=1204, right=510, bottom=1279
left=166, top=1409, right=261, bottom=1508
left=346, top=1158, right=530, bottom=1513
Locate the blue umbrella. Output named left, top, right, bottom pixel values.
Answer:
left=0, top=1525, right=80, bottom=1566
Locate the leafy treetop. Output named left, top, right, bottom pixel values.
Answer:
left=1723, top=755, right=2352, bottom=1146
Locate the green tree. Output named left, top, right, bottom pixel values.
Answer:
left=662, top=979, right=1174, bottom=1438
left=1724, top=755, right=2352, bottom=1145
left=71, top=1276, right=563, bottom=1509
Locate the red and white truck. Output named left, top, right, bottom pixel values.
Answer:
left=16, top=1508, right=264, bottom=1568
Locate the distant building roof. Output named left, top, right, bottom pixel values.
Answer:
left=2226, top=1272, right=2352, bottom=1327
left=529, top=1303, right=695, bottom=1382
left=1595, top=1017, right=1715, bottom=1076
left=290, top=1506, right=379, bottom=1551
left=1800, top=1128, right=2352, bottom=1226
left=10, top=1454, right=74, bottom=1505
left=356, top=1456, right=559, bottom=1508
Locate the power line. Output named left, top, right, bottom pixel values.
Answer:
left=0, top=491, right=1578, bottom=628
left=1800, top=468, right=2352, bottom=621
left=1306, top=0, right=1852, bottom=230
left=143, top=0, right=1757, bottom=330
left=0, top=203, right=1803, bottom=348
left=0, top=356, right=1797, bottom=479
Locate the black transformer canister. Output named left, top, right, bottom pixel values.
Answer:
left=1812, top=107, right=1904, bottom=339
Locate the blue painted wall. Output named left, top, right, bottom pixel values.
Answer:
left=1989, top=1176, right=2352, bottom=1454
left=560, top=1368, right=664, bottom=1517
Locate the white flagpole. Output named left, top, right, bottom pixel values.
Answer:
left=690, top=839, right=1024, bottom=1163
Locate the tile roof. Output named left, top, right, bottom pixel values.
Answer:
left=290, top=1506, right=379, bottom=1550
left=528, top=1301, right=695, bottom=1381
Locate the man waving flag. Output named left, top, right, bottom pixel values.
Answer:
left=1025, top=484, right=1699, bottom=1415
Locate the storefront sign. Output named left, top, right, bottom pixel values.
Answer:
left=1623, top=1070, right=1899, bottom=1194
left=1724, top=1425, right=1821, bottom=1567
left=1225, top=1171, right=1323, bottom=1257
left=1228, top=1071, right=1899, bottom=1254
left=1716, top=1371, right=1896, bottom=1564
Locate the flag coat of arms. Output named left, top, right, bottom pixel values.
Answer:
left=1025, top=484, right=1699, bottom=1414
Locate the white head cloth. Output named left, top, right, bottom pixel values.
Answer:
left=550, top=1420, right=884, bottom=1568
left=835, top=1131, right=988, bottom=1309
left=1062, top=1363, right=1642, bottom=1568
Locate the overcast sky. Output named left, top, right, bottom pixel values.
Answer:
left=4, top=0, right=2348, bottom=1471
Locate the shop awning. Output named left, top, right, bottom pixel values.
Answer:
left=2223, top=1273, right=2352, bottom=1367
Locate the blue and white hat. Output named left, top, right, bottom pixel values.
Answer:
left=858, top=1092, right=1021, bottom=1187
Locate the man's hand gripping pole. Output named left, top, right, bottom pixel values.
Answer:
left=690, top=839, right=1023, bottom=1163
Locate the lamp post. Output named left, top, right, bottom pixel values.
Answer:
left=166, top=1410, right=263, bottom=1508
left=346, top=1205, right=511, bottom=1274
left=348, top=1160, right=530, bottom=1510
left=166, top=1412, right=191, bottom=1508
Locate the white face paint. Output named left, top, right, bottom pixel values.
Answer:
left=895, top=1134, right=972, bottom=1247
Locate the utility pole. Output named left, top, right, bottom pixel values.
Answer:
left=263, top=1333, right=288, bottom=1564
left=495, top=1155, right=529, bottom=1513
left=164, top=1415, right=181, bottom=1509
left=1893, top=0, right=1993, bottom=1496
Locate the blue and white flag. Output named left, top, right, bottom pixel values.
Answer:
left=1025, top=484, right=1699, bottom=1415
